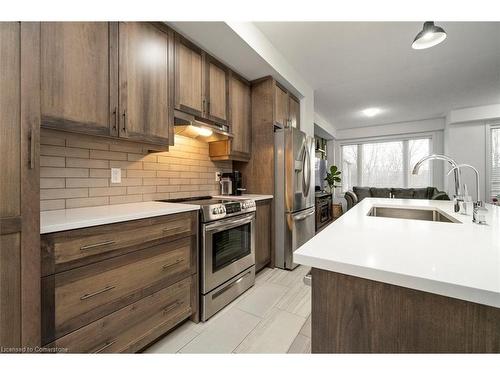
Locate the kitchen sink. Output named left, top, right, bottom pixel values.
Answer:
left=367, top=206, right=461, bottom=223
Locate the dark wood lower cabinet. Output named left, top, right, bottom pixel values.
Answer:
left=41, top=212, right=199, bottom=353
left=311, top=268, right=500, bottom=353
left=255, top=199, right=273, bottom=272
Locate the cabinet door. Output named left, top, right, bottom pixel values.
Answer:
left=118, top=22, right=173, bottom=146
left=174, top=35, right=204, bottom=117
left=274, top=84, right=289, bottom=128
left=205, top=56, right=229, bottom=124
left=0, top=22, right=40, bottom=348
left=41, top=22, right=118, bottom=137
left=255, top=199, right=272, bottom=272
left=289, top=95, right=300, bottom=129
left=229, top=75, right=251, bottom=159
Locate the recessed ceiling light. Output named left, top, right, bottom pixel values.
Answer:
left=412, top=21, right=447, bottom=50
left=361, top=107, right=382, bottom=117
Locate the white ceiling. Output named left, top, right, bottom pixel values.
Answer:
left=254, top=22, right=500, bottom=129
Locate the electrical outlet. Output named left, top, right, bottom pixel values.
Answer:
left=215, top=171, right=222, bottom=182
left=111, top=168, right=121, bottom=184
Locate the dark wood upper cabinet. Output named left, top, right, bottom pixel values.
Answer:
left=40, top=22, right=173, bottom=148
left=40, top=22, right=118, bottom=137
left=174, top=35, right=204, bottom=117
left=274, top=83, right=289, bottom=128
left=205, top=55, right=230, bottom=125
left=118, top=22, right=173, bottom=146
left=288, top=94, right=300, bottom=129
left=208, top=73, right=251, bottom=161
left=273, top=82, right=300, bottom=129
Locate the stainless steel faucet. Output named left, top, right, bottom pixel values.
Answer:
left=447, top=164, right=488, bottom=224
left=412, top=154, right=465, bottom=214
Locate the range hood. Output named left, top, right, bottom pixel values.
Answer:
left=174, top=110, right=233, bottom=142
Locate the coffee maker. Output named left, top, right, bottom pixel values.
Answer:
left=220, top=171, right=245, bottom=196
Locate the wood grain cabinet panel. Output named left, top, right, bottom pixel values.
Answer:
left=0, top=22, right=40, bottom=349
left=255, top=199, right=272, bottom=272
left=174, top=36, right=204, bottom=116
left=41, top=22, right=117, bottom=137
left=119, top=22, right=173, bottom=146
left=274, top=84, right=289, bottom=128
left=48, top=276, right=193, bottom=353
left=42, top=235, right=197, bottom=343
left=41, top=211, right=197, bottom=276
left=205, top=56, right=229, bottom=124
left=209, top=74, right=251, bottom=161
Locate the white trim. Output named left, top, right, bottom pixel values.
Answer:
left=486, top=122, right=500, bottom=201
left=338, top=131, right=437, bottom=146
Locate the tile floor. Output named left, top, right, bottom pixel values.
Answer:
left=145, top=265, right=312, bottom=354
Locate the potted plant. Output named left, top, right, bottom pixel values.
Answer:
left=325, top=165, right=343, bottom=219
left=324, top=165, right=341, bottom=194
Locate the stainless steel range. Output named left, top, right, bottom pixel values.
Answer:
left=161, top=196, right=256, bottom=321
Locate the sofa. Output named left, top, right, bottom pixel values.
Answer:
left=344, top=186, right=450, bottom=210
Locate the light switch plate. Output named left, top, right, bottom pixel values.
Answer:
left=111, top=168, right=121, bottom=184
left=215, top=171, right=222, bottom=182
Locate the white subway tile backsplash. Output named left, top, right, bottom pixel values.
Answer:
left=40, top=130, right=232, bottom=211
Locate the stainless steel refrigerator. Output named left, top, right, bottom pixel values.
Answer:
left=275, top=127, right=315, bottom=270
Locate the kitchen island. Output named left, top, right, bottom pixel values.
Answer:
left=294, top=198, right=500, bottom=353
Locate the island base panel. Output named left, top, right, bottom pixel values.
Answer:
left=311, top=268, right=500, bottom=353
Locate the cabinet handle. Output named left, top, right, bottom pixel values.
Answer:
left=202, top=98, right=206, bottom=115
left=80, top=240, right=115, bottom=251
left=207, top=100, right=210, bottom=115
left=122, top=110, right=127, bottom=133
left=93, top=339, right=117, bottom=353
left=112, top=107, right=118, bottom=131
left=161, top=258, right=184, bottom=270
left=162, top=300, right=183, bottom=315
left=29, top=123, right=36, bottom=169
left=80, top=285, right=115, bottom=300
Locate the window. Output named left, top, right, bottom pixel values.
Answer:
left=341, top=137, right=431, bottom=191
left=341, top=145, right=358, bottom=192
left=489, top=126, right=500, bottom=199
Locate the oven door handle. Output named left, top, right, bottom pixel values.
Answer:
left=204, top=214, right=254, bottom=233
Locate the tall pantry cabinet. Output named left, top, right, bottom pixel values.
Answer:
left=0, top=22, right=41, bottom=349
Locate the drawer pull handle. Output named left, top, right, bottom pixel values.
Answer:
left=161, top=258, right=184, bottom=270
left=80, top=240, right=116, bottom=251
left=162, top=300, right=183, bottom=315
left=80, top=285, right=115, bottom=300
left=93, top=339, right=117, bottom=353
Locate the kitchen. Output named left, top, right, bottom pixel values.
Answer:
left=1, top=2, right=500, bottom=373
left=1, top=20, right=316, bottom=353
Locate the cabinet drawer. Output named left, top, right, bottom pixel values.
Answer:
left=42, top=211, right=197, bottom=276
left=42, top=235, right=196, bottom=343
left=49, top=276, right=193, bottom=353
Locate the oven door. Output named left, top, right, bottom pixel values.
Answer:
left=201, top=213, right=255, bottom=294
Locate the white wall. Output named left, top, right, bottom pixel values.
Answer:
left=445, top=104, right=500, bottom=201
left=226, top=22, right=315, bottom=137
left=445, top=122, right=487, bottom=201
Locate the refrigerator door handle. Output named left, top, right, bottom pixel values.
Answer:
left=293, top=208, right=315, bottom=221
left=302, top=144, right=311, bottom=197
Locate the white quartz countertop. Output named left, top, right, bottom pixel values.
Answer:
left=213, top=194, right=273, bottom=201
left=294, top=198, right=500, bottom=308
left=40, top=201, right=200, bottom=234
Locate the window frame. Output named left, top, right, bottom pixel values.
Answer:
left=486, top=122, right=500, bottom=201
left=339, top=133, right=434, bottom=192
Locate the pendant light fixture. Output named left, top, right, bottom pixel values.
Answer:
left=411, top=21, right=447, bottom=50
